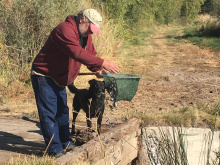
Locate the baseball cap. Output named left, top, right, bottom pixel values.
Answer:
left=83, top=9, right=102, bottom=34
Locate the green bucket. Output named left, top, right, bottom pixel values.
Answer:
left=103, top=73, right=142, bottom=102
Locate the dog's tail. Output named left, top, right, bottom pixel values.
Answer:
left=67, top=82, right=78, bottom=93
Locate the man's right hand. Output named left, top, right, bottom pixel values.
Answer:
left=102, top=60, right=119, bottom=74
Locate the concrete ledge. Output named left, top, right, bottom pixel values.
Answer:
left=57, top=118, right=141, bottom=165
left=142, top=127, right=220, bottom=165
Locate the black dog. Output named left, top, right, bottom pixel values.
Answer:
left=68, top=79, right=105, bottom=134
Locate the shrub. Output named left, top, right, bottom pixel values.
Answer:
left=200, top=17, right=220, bottom=37
left=181, top=0, right=206, bottom=23
left=202, top=0, right=220, bottom=16
left=92, top=0, right=205, bottom=37
left=0, top=0, right=118, bottom=100
left=0, top=0, right=86, bottom=67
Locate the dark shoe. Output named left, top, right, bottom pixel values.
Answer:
left=65, top=144, right=75, bottom=152
left=49, top=151, right=65, bottom=158
left=55, top=151, right=65, bottom=158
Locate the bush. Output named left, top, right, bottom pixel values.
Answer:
left=200, top=17, right=220, bottom=37
left=0, top=0, right=88, bottom=99
left=0, top=0, right=118, bottom=100
left=92, top=0, right=205, bottom=38
left=0, top=0, right=85, bottom=67
left=181, top=0, right=206, bottom=23
left=213, top=0, right=220, bottom=16
left=202, top=0, right=220, bottom=16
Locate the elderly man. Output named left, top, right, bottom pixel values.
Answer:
left=31, top=9, right=119, bottom=157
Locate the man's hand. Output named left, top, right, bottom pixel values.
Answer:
left=102, top=60, right=119, bottom=74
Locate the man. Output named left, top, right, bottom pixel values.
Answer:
left=31, top=9, right=119, bottom=157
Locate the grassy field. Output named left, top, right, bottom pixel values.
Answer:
left=1, top=15, right=220, bottom=132
left=1, top=14, right=220, bottom=164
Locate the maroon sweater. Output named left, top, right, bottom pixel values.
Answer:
left=32, top=15, right=104, bottom=86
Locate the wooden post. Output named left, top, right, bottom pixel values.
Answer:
left=57, top=118, right=141, bottom=165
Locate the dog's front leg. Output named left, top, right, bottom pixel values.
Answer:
left=97, top=112, right=103, bottom=134
left=86, top=113, right=92, bottom=131
left=71, top=110, right=78, bottom=134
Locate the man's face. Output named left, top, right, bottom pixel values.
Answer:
left=79, top=18, right=93, bottom=37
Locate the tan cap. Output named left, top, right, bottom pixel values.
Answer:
left=83, top=9, right=102, bottom=34
left=83, top=9, right=102, bottom=27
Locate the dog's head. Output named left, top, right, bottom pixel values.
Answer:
left=88, top=79, right=105, bottom=98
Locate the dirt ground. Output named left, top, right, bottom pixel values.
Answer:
left=131, top=26, right=220, bottom=113
left=108, top=26, right=220, bottom=122
left=0, top=26, right=220, bottom=163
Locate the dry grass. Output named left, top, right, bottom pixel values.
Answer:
left=194, top=14, right=214, bottom=25
left=7, top=155, right=56, bottom=165
left=7, top=154, right=89, bottom=165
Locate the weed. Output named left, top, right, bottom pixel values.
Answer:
left=130, top=38, right=141, bottom=46
left=144, top=127, right=189, bottom=165
left=143, top=126, right=220, bottom=165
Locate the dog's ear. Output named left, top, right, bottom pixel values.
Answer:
left=89, top=79, right=96, bottom=85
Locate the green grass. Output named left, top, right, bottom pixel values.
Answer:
left=166, top=26, right=220, bottom=51
left=166, top=35, right=183, bottom=43
left=166, top=28, right=183, bottom=43
left=129, top=29, right=156, bottom=46
left=132, top=101, right=220, bottom=129
left=183, top=27, right=220, bottom=50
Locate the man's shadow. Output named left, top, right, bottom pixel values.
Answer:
left=0, top=116, right=45, bottom=156
left=0, top=131, right=45, bottom=156
left=21, top=116, right=42, bottom=135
